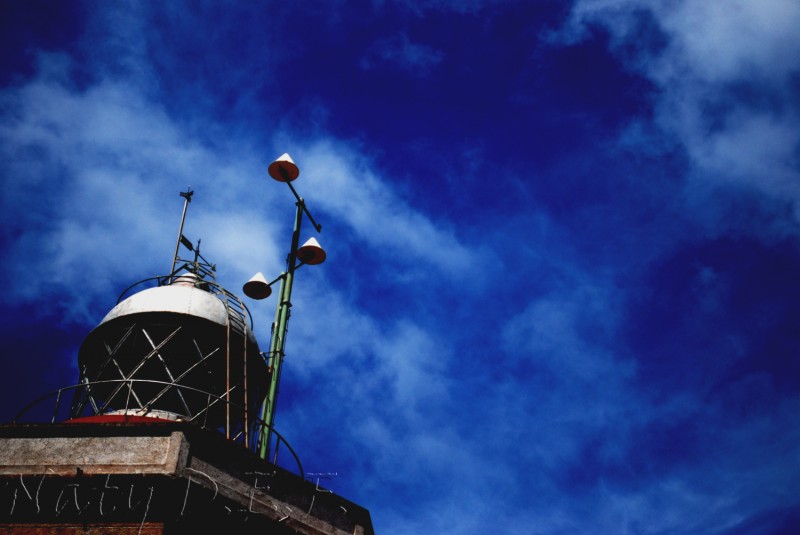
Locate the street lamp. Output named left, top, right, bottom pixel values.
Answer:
left=243, top=153, right=326, bottom=461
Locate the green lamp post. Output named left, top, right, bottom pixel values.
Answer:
left=242, top=153, right=326, bottom=462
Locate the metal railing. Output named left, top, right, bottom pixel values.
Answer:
left=11, top=379, right=303, bottom=478
left=114, top=267, right=256, bottom=333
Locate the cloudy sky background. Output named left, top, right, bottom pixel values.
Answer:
left=1, top=1, right=799, bottom=533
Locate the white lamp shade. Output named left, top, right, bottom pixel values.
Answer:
left=243, top=272, right=272, bottom=299
left=268, top=153, right=299, bottom=182
left=296, top=237, right=326, bottom=265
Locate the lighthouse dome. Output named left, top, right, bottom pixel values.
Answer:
left=75, top=273, right=266, bottom=429
left=101, top=284, right=230, bottom=329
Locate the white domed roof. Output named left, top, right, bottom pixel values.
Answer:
left=100, top=285, right=230, bottom=327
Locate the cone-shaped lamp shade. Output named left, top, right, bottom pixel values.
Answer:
left=268, top=153, right=299, bottom=182
left=243, top=272, right=272, bottom=300
left=296, top=237, right=326, bottom=265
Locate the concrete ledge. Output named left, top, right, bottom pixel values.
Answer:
left=0, top=432, right=186, bottom=477
left=0, top=423, right=373, bottom=535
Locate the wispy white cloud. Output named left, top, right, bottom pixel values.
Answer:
left=487, top=268, right=800, bottom=534
left=0, top=51, right=481, bottom=320
left=0, top=56, right=277, bottom=320
left=290, top=138, right=483, bottom=280
left=557, top=0, right=800, bottom=230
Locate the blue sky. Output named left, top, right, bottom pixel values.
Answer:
left=1, top=1, right=799, bottom=533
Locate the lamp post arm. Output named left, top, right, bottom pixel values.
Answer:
left=286, top=181, right=322, bottom=233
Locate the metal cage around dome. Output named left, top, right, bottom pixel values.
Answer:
left=72, top=272, right=269, bottom=447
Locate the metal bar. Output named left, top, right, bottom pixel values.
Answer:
left=226, top=297, right=232, bottom=439
left=141, top=328, right=193, bottom=418
left=187, top=384, right=237, bottom=424
left=82, top=377, right=100, bottom=415
left=73, top=373, right=101, bottom=417
left=272, top=435, right=280, bottom=465
left=116, top=274, right=174, bottom=304
left=72, top=324, right=136, bottom=417
left=51, top=389, right=62, bottom=423
left=243, top=297, right=249, bottom=448
left=142, top=347, right=220, bottom=409
left=92, top=324, right=137, bottom=383
left=110, top=357, right=145, bottom=410
left=170, top=189, right=194, bottom=278
left=124, top=380, right=134, bottom=412
left=98, top=327, right=182, bottom=413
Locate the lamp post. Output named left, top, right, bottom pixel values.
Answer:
left=243, top=153, right=326, bottom=462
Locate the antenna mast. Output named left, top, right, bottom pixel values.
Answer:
left=170, top=188, right=194, bottom=278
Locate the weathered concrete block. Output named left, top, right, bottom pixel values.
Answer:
left=0, top=433, right=185, bottom=477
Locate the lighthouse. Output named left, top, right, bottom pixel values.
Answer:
left=0, top=155, right=374, bottom=534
